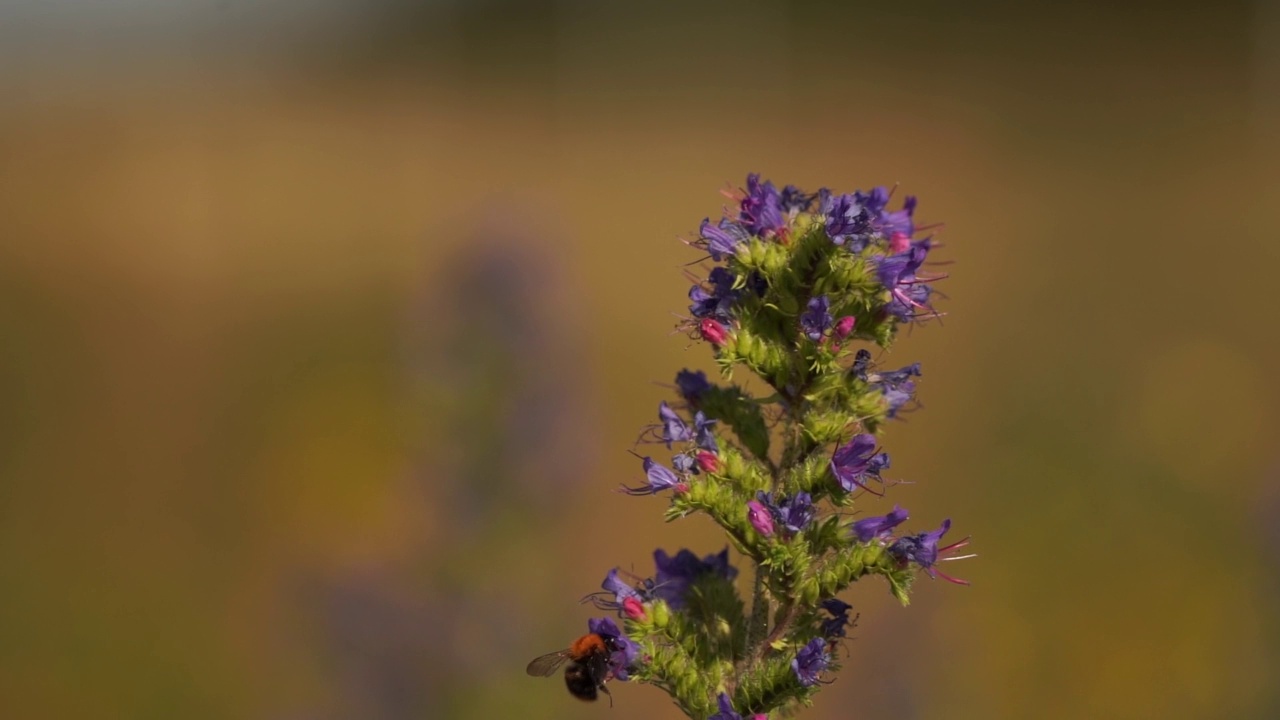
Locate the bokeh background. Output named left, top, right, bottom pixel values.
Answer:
left=2, top=1, right=1278, bottom=718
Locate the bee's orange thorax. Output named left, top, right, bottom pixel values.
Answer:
left=569, top=633, right=606, bottom=661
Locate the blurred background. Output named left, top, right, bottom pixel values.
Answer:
left=1, top=1, right=1278, bottom=718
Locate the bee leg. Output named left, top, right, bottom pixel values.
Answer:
left=599, top=683, right=613, bottom=708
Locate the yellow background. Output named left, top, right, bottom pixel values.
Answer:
left=1, top=1, right=1277, bottom=718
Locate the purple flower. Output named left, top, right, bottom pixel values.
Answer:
left=689, top=267, right=738, bottom=320
left=653, top=547, right=738, bottom=608
left=586, top=617, right=641, bottom=681
left=890, top=519, right=974, bottom=585
left=740, top=173, right=786, bottom=237
left=886, top=282, right=934, bottom=321
left=674, top=369, right=710, bottom=401
left=658, top=401, right=692, bottom=447
left=780, top=184, right=817, bottom=212
left=672, top=453, right=697, bottom=474
left=876, top=240, right=935, bottom=320
left=693, top=411, right=718, bottom=452
left=756, top=491, right=815, bottom=534
left=747, top=500, right=775, bottom=537
left=890, top=518, right=951, bottom=569
left=710, top=693, right=743, bottom=720
left=700, top=217, right=750, bottom=260
left=851, top=505, right=910, bottom=542
left=878, top=195, right=917, bottom=240
left=820, top=598, right=854, bottom=639
left=829, top=434, right=890, bottom=494
left=822, top=191, right=871, bottom=251
left=868, top=363, right=921, bottom=418
left=800, top=295, right=833, bottom=341
left=582, top=567, right=643, bottom=614
left=620, top=457, right=683, bottom=495
left=791, top=637, right=830, bottom=687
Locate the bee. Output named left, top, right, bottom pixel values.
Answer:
left=526, top=632, right=622, bottom=704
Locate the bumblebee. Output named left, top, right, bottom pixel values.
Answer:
left=526, top=632, right=622, bottom=703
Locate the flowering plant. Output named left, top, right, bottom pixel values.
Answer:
left=556, top=174, right=973, bottom=718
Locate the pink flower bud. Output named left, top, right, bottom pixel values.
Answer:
left=699, top=318, right=729, bottom=346
left=832, top=315, right=856, bottom=341
left=622, top=596, right=646, bottom=620
left=889, top=231, right=912, bottom=253
left=747, top=500, right=775, bottom=537
left=695, top=450, right=720, bottom=474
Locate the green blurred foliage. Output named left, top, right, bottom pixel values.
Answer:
left=1, top=1, right=1277, bottom=718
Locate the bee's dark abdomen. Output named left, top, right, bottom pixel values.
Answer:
left=564, top=663, right=598, bottom=701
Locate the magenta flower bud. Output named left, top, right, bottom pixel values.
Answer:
left=832, top=315, right=856, bottom=341
left=699, top=318, right=729, bottom=346
left=695, top=450, right=720, bottom=474
left=621, top=596, right=646, bottom=620
left=888, top=231, right=912, bottom=253
left=747, top=500, right=775, bottom=537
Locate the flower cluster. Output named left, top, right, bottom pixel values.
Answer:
left=539, top=175, right=973, bottom=719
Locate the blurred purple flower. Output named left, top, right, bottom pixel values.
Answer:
left=675, top=369, right=711, bottom=401
left=653, top=547, right=738, bottom=608
left=820, top=598, right=854, bottom=639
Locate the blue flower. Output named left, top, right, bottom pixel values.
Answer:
left=868, top=363, right=921, bottom=418
left=672, top=453, right=697, bottom=474
left=820, top=598, right=855, bottom=639
left=674, top=369, right=710, bottom=401
left=709, top=692, right=743, bottom=720
left=791, top=638, right=830, bottom=687
left=582, top=567, right=643, bottom=615
left=829, top=434, right=890, bottom=493
left=700, top=217, right=750, bottom=260
left=890, top=519, right=951, bottom=568
left=689, top=267, right=738, bottom=320
left=693, top=411, right=718, bottom=452
left=658, top=401, right=692, bottom=447
left=652, top=547, right=738, bottom=608
left=822, top=191, right=871, bottom=251
left=739, top=173, right=786, bottom=237
left=800, top=295, right=833, bottom=341
left=620, top=457, right=683, bottom=495
left=851, top=505, right=910, bottom=542
left=891, top=519, right=974, bottom=585
left=780, top=184, right=817, bottom=212
left=587, top=617, right=641, bottom=681
left=755, top=491, right=815, bottom=534
left=876, top=241, right=935, bottom=320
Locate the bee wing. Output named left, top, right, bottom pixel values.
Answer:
left=526, top=649, right=571, bottom=677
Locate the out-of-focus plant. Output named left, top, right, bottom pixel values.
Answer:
left=535, top=175, right=975, bottom=719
